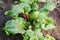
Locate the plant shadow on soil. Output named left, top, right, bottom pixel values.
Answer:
left=0, top=0, right=60, bottom=40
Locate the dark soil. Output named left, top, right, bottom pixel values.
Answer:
left=0, top=0, right=60, bottom=40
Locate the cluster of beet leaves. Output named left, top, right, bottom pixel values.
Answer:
left=2, top=0, right=57, bottom=40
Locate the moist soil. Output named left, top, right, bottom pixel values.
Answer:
left=0, top=0, right=60, bottom=40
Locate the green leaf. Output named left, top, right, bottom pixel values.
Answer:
left=26, top=29, right=34, bottom=37
left=24, top=4, right=31, bottom=12
left=45, top=24, right=56, bottom=30
left=10, top=3, right=24, bottom=17
left=6, top=3, right=31, bottom=17
left=3, top=17, right=26, bottom=34
left=41, top=1, right=56, bottom=11
left=36, top=13, right=46, bottom=22
left=44, top=35, right=55, bottom=40
left=35, top=29, right=44, bottom=40
left=29, top=11, right=39, bottom=20
left=5, top=31, right=10, bottom=35
left=31, top=3, right=39, bottom=10
left=5, top=11, right=10, bottom=15
left=33, top=21, right=41, bottom=29
left=23, top=35, right=29, bottom=40
left=44, top=17, right=54, bottom=25
left=26, top=29, right=44, bottom=40
left=40, top=9, right=49, bottom=15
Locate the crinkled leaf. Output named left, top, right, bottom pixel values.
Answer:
left=36, top=13, right=46, bottom=22
left=31, top=3, right=39, bottom=10
left=40, top=1, right=56, bottom=15
left=41, top=1, right=56, bottom=11
left=26, top=29, right=34, bottom=37
left=5, top=3, right=31, bottom=17
left=3, top=17, right=26, bottom=34
left=24, top=4, right=31, bottom=12
left=33, top=21, right=42, bottom=29
left=25, top=29, right=38, bottom=40
left=29, top=11, right=39, bottom=20
left=26, top=29, right=44, bottom=40
left=10, top=3, right=24, bottom=17
left=35, top=29, right=44, bottom=40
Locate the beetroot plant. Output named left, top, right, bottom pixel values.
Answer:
left=3, top=0, right=56, bottom=40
